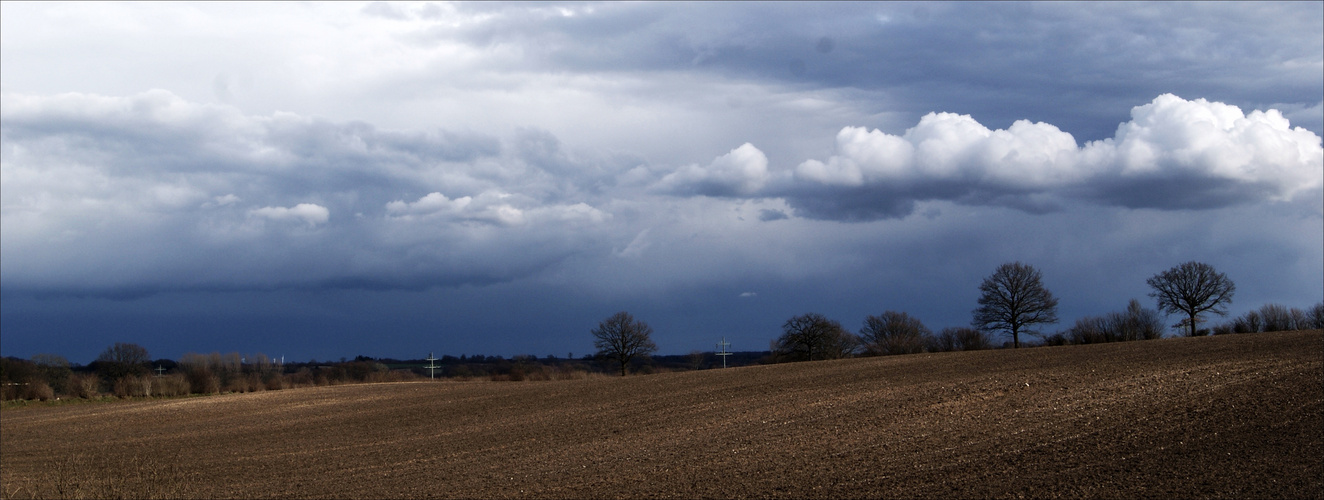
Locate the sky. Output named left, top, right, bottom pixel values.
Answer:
left=2, top=2, right=1321, bottom=364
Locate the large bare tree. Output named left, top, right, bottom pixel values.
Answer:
left=773, top=313, right=858, bottom=362
left=94, top=342, right=151, bottom=381
left=1146, top=261, right=1235, bottom=337
left=591, top=311, right=658, bottom=376
left=972, top=262, right=1059, bottom=348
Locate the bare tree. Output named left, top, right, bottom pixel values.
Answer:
left=1146, top=261, right=1235, bottom=337
left=859, top=311, right=931, bottom=356
left=30, top=354, right=72, bottom=396
left=1232, top=311, right=1261, bottom=333
left=1309, top=302, right=1324, bottom=330
left=972, top=262, right=1059, bottom=348
left=1114, top=299, right=1166, bottom=341
left=1257, top=304, right=1296, bottom=332
left=1065, top=299, right=1165, bottom=344
left=591, top=311, right=658, bottom=376
left=94, top=342, right=151, bottom=381
left=773, top=313, right=858, bottom=362
left=930, top=327, right=992, bottom=352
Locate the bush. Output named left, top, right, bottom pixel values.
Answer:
left=264, top=373, right=286, bottom=390
left=1258, top=304, right=1295, bottom=332
left=1233, top=310, right=1263, bottom=333
left=183, top=365, right=219, bottom=394
left=154, top=374, right=191, bottom=397
left=1222, top=303, right=1315, bottom=334
left=288, top=368, right=315, bottom=388
left=773, top=313, right=859, bottom=362
left=31, top=354, right=73, bottom=396
left=70, top=373, right=102, bottom=398
left=94, top=342, right=151, bottom=381
left=929, top=327, right=991, bottom=352
left=1066, top=299, right=1165, bottom=344
left=1040, top=332, right=1070, bottom=346
left=1067, top=316, right=1110, bottom=344
left=1, top=357, right=40, bottom=400
left=21, top=380, right=55, bottom=401
left=112, top=376, right=153, bottom=398
left=859, top=311, right=931, bottom=356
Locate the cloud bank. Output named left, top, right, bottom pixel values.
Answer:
left=3, top=90, right=1318, bottom=299
left=0, top=90, right=610, bottom=294
left=664, top=94, right=1322, bottom=220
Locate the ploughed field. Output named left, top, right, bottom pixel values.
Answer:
left=3, top=331, right=1321, bottom=499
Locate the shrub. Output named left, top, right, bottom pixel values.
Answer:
left=70, top=373, right=102, bottom=398
left=154, top=374, right=191, bottom=397
left=1, top=357, right=41, bottom=400
left=1040, top=332, right=1070, bottom=346
left=859, top=311, right=931, bottom=356
left=288, top=367, right=315, bottom=388
left=1222, top=303, right=1317, bottom=334
left=1111, top=299, right=1165, bottom=340
left=264, top=373, right=286, bottom=390
left=930, top=327, right=992, bottom=351
left=223, top=376, right=251, bottom=393
left=94, top=342, right=151, bottom=381
left=1067, top=300, right=1166, bottom=344
left=1068, top=316, right=1110, bottom=344
left=31, top=354, right=73, bottom=396
left=112, top=375, right=154, bottom=398
left=1233, top=310, right=1263, bottom=333
left=19, top=380, right=55, bottom=401
left=954, top=327, right=992, bottom=350
left=1258, top=304, right=1295, bottom=332
left=773, top=313, right=859, bottom=362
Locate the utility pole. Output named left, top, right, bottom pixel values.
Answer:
left=424, top=352, right=440, bottom=380
left=716, top=337, right=732, bottom=368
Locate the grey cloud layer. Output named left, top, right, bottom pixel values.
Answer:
left=392, top=2, right=1324, bottom=142
left=0, top=91, right=615, bottom=294
left=4, top=90, right=1319, bottom=297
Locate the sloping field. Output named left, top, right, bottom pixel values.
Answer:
left=3, top=331, right=1321, bottom=499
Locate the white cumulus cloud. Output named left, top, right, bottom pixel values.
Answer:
left=250, top=203, right=330, bottom=226
left=779, top=94, right=1323, bottom=220
left=1089, top=94, right=1323, bottom=202
left=656, top=143, right=773, bottom=196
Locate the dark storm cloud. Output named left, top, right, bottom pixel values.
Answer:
left=0, top=91, right=611, bottom=297
left=758, top=209, right=790, bottom=222
left=413, top=2, right=1323, bottom=141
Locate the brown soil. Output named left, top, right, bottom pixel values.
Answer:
left=3, top=330, right=1321, bottom=499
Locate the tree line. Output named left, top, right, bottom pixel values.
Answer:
left=0, top=343, right=768, bottom=401
left=4, top=261, right=1322, bottom=400
left=591, top=261, right=1324, bottom=371
left=0, top=345, right=425, bottom=402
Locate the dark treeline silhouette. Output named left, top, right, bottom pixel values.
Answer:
left=0, top=344, right=775, bottom=401
left=1211, top=302, right=1324, bottom=335
left=4, top=261, right=1321, bottom=401
left=763, top=261, right=1320, bottom=365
